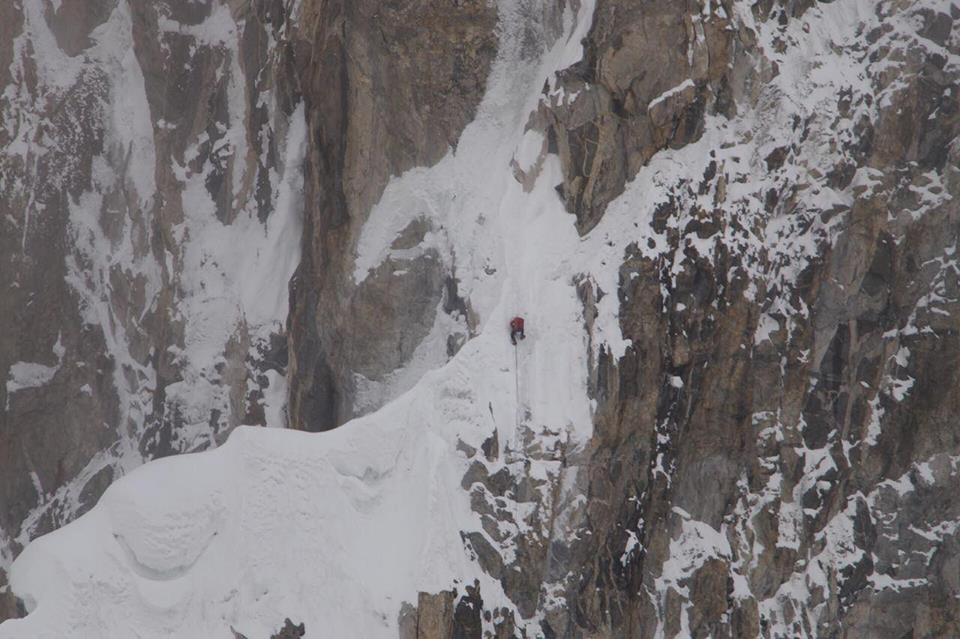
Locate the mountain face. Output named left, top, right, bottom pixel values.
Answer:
left=0, top=0, right=303, bottom=616
left=1, top=0, right=959, bottom=637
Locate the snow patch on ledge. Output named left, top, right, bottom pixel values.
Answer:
left=5, top=334, right=65, bottom=409
left=6, top=362, right=59, bottom=395
left=647, top=78, right=695, bottom=111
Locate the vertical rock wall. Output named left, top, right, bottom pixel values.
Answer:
left=2, top=0, right=960, bottom=637
left=418, top=1, right=960, bottom=636
left=0, top=0, right=303, bottom=616
left=286, top=0, right=499, bottom=431
left=481, top=0, right=960, bottom=636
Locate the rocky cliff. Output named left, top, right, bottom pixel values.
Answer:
left=0, top=0, right=303, bottom=614
left=533, top=0, right=960, bottom=636
left=2, top=0, right=960, bottom=637
left=286, top=0, right=499, bottom=431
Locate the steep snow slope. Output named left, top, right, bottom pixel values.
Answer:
left=0, top=1, right=602, bottom=636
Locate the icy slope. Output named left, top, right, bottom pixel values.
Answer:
left=0, top=1, right=606, bottom=636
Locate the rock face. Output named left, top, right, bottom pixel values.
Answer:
left=286, top=0, right=498, bottom=431
left=412, top=0, right=960, bottom=636
left=3, top=0, right=960, bottom=637
left=459, top=0, right=960, bottom=637
left=0, top=0, right=303, bottom=611
left=545, top=0, right=748, bottom=233
left=290, top=0, right=960, bottom=633
left=398, top=585, right=486, bottom=639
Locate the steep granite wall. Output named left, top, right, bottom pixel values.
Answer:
left=456, top=0, right=960, bottom=636
left=286, top=0, right=499, bottom=431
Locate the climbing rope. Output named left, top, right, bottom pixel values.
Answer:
left=514, top=343, right=520, bottom=431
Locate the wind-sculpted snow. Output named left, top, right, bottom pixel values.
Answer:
left=0, top=352, right=518, bottom=638
left=0, top=281, right=591, bottom=637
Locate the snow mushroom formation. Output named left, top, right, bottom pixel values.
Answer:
left=1, top=0, right=960, bottom=637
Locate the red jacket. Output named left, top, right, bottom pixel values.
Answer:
left=510, top=317, right=524, bottom=332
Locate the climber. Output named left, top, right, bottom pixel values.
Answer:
left=509, top=316, right=525, bottom=345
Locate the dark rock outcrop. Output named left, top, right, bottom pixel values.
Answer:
left=540, top=0, right=757, bottom=233
left=286, top=0, right=498, bottom=431
left=399, top=583, right=496, bottom=639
